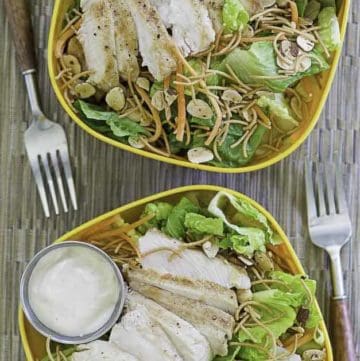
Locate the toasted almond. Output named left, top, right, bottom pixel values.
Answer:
left=136, top=77, right=150, bottom=91
left=202, top=241, right=219, bottom=258
left=187, top=99, right=213, bottom=119
left=105, top=87, right=126, bottom=111
left=187, top=147, right=214, bottom=164
left=128, top=136, right=145, bottom=149
left=297, top=56, right=311, bottom=72
left=62, top=54, right=81, bottom=74
left=302, top=350, right=326, bottom=361
left=164, top=89, right=178, bottom=106
left=296, top=35, right=315, bottom=52
left=280, top=40, right=299, bottom=60
left=276, top=56, right=295, bottom=71
left=74, top=82, right=96, bottom=99
left=262, top=0, right=276, bottom=7
left=222, top=89, right=243, bottom=104
left=151, top=90, right=166, bottom=111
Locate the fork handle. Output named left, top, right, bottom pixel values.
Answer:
left=330, top=298, right=356, bottom=361
left=4, top=0, right=36, bottom=73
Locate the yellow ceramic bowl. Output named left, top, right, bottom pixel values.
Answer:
left=19, top=185, right=333, bottom=360
left=48, top=1, right=350, bottom=173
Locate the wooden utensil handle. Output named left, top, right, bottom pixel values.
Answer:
left=330, top=298, right=356, bottom=361
left=4, top=0, right=36, bottom=72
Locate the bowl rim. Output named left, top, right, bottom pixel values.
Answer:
left=47, top=0, right=350, bottom=173
left=19, top=241, right=126, bottom=345
left=18, top=184, right=333, bottom=360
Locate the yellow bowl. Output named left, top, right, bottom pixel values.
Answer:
left=48, top=1, right=350, bottom=173
left=19, top=185, right=333, bottom=360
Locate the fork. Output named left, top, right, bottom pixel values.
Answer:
left=305, top=162, right=356, bottom=361
left=4, top=0, right=77, bottom=217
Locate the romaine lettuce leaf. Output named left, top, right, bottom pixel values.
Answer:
left=257, top=93, right=299, bottom=132
left=138, top=202, right=174, bottom=233
left=222, top=0, right=249, bottom=33
left=317, top=7, right=341, bottom=52
left=269, top=271, right=322, bottom=328
left=296, top=0, right=308, bottom=16
left=184, top=213, right=224, bottom=236
left=219, top=232, right=266, bottom=257
left=106, top=117, right=149, bottom=138
left=208, top=191, right=277, bottom=244
left=165, top=197, right=200, bottom=239
left=221, top=42, right=329, bottom=92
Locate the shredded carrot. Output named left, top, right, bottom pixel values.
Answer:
left=164, top=75, right=171, bottom=90
left=289, top=1, right=299, bottom=25
left=175, top=62, right=187, bottom=142
left=55, top=18, right=82, bottom=58
left=135, top=85, right=162, bottom=142
left=118, top=213, right=155, bottom=233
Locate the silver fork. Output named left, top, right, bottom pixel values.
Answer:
left=305, top=162, right=355, bottom=361
left=4, top=0, right=77, bottom=217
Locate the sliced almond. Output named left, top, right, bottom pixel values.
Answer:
left=136, top=77, right=150, bottom=91
left=105, top=87, right=126, bottom=111
left=151, top=91, right=166, bottom=111
left=164, top=89, right=178, bottom=106
left=297, top=56, right=311, bottom=72
left=280, top=40, right=299, bottom=60
left=187, top=147, right=214, bottom=164
left=187, top=99, right=213, bottom=119
left=74, top=82, right=96, bottom=99
left=222, top=89, right=243, bottom=104
left=62, top=54, right=81, bottom=74
left=128, top=136, right=145, bottom=149
left=202, top=241, right=219, bottom=258
left=276, top=56, right=295, bottom=71
left=296, top=35, right=315, bottom=52
left=262, top=0, right=276, bottom=7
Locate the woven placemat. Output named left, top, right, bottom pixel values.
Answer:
left=0, top=0, right=359, bottom=359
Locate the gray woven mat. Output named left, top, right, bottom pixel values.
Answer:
left=0, top=0, right=359, bottom=359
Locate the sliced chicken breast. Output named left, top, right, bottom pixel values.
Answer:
left=72, top=340, right=139, bottom=361
left=108, top=0, right=139, bottom=80
left=139, top=229, right=251, bottom=290
left=125, top=0, right=177, bottom=80
left=166, top=0, right=215, bottom=56
left=127, top=291, right=212, bottom=361
left=149, top=0, right=172, bottom=27
left=130, top=282, right=234, bottom=356
left=110, top=308, right=183, bottom=361
left=78, top=0, right=120, bottom=92
left=126, top=268, right=238, bottom=315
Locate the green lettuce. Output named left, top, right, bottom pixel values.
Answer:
left=236, top=289, right=298, bottom=360
left=221, top=42, right=329, bottom=92
left=257, top=93, right=299, bottom=132
left=219, top=233, right=266, bottom=257
left=304, top=0, right=321, bottom=20
left=296, top=0, right=308, bottom=16
left=269, top=271, right=322, bottom=328
left=222, top=0, right=249, bottom=32
left=317, top=7, right=341, bottom=52
left=208, top=191, right=277, bottom=243
left=165, top=197, right=200, bottom=239
left=184, top=213, right=224, bottom=236
left=138, top=202, right=174, bottom=233
left=74, top=99, right=149, bottom=139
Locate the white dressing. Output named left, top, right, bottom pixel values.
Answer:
left=28, top=246, right=120, bottom=337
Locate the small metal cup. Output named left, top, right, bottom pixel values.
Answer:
left=20, top=241, right=126, bottom=344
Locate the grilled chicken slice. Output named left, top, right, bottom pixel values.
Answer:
left=110, top=308, right=183, bottom=361
left=72, top=340, right=139, bottom=361
left=126, top=268, right=238, bottom=315
left=126, top=0, right=177, bottom=80
left=149, top=0, right=172, bottom=27
left=138, top=229, right=251, bottom=290
left=127, top=292, right=212, bottom=361
left=130, top=282, right=234, bottom=356
left=154, top=0, right=216, bottom=56
left=78, top=0, right=120, bottom=92
left=108, top=0, right=139, bottom=80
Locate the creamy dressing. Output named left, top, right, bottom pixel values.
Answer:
left=28, top=246, right=120, bottom=337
